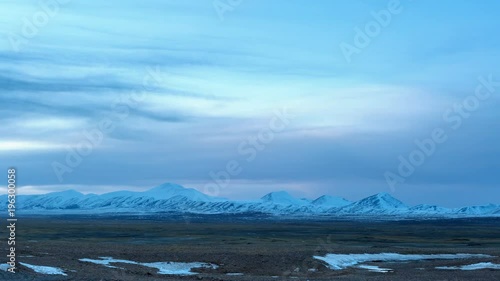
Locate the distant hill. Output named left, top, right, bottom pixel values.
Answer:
left=2, top=183, right=499, bottom=218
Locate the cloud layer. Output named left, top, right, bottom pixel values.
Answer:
left=1, top=0, right=499, bottom=207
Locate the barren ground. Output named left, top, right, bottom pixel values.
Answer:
left=2, top=215, right=499, bottom=280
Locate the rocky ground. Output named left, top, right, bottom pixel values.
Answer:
left=1, top=215, right=499, bottom=280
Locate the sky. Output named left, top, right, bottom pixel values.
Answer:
left=0, top=0, right=499, bottom=207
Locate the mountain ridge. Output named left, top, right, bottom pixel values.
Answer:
left=2, top=183, right=499, bottom=218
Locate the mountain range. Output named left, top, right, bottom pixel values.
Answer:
left=2, top=183, right=499, bottom=218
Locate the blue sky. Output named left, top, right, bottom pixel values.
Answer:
left=0, top=0, right=499, bottom=207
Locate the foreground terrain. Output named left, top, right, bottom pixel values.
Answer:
left=2, top=215, right=500, bottom=280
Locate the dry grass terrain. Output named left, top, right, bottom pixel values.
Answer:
left=1, top=215, right=499, bottom=280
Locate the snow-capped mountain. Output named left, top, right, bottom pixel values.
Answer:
left=261, top=191, right=309, bottom=206
left=312, top=195, right=351, bottom=208
left=455, top=204, right=500, bottom=216
left=1, top=183, right=499, bottom=218
left=337, top=193, right=408, bottom=214
left=14, top=190, right=93, bottom=210
left=408, top=204, right=452, bottom=215
left=142, top=183, right=223, bottom=202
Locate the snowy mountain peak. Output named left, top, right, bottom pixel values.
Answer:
left=147, top=183, right=186, bottom=192
left=373, top=192, right=392, bottom=199
left=3, top=183, right=498, bottom=217
left=338, top=192, right=407, bottom=214
left=312, top=195, right=351, bottom=207
left=370, top=192, right=406, bottom=208
left=261, top=191, right=307, bottom=206
left=45, top=189, right=85, bottom=198
left=367, top=192, right=407, bottom=208
left=144, top=183, right=215, bottom=201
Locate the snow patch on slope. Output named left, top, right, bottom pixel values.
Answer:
left=339, top=193, right=408, bottom=214
left=261, top=191, right=308, bottom=206
left=409, top=204, right=451, bottom=214
left=143, top=183, right=223, bottom=202
left=456, top=204, right=499, bottom=215
left=312, top=195, right=351, bottom=207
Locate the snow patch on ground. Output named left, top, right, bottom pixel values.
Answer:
left=436, top=262, right=500, bottom=270
left=79, top=257, right=217, bottom=275
left=141, top=262, right=217, bottom=275
left=79, top=257, right=135, bottom=269
left=314, top=253, right=493, bottom=271
left=357, top=265, right=393, bottom=273
left=19, top=262, right=67, bottom=275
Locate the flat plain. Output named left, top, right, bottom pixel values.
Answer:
left=2, top=215, right=499, bottom=280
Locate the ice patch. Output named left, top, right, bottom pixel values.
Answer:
left=79, top=257, right=136, bottom=269
left=141, top=262, right=217, bottom=275
left=19, top=262, right=67, bottom=275
left=314, top=253, right=493, bottom=270
left=357, top=265, right=393, bottom=273
left=0, top=264, right=10, bottom=272
left=79, top=257, right=217, bottom=275
left=436, top=262, right=500, bottom=271
left=308, top=268, right=318, bottom=272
